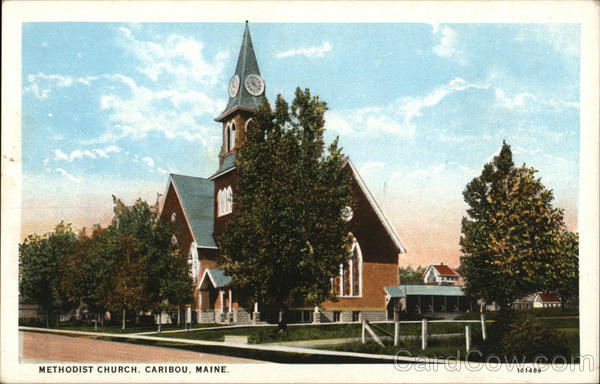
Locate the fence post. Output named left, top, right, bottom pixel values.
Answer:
left=361, top=320, right=366, bottom=344
left=394, top=321, right=400, bottom=346
left=480, top=313, right=487, bottom=340
left=465, top=325, right=471, bottom=352
left=186, top=305, right=192, bottom=330
left=421, top=318, right=428, bottom=350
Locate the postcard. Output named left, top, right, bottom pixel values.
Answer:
left=2, top=1, right=598, bottom=383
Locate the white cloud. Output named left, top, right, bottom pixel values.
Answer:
left=514, top=24, right=579, bottom=58
left=95, top=74, right=224, bottom=145
left=142, top=157, right=155, bottom=168
left=275, top=41, right=332, bottom=59
left=432, top=26, right=467, bottom=64
left=54, top=145, right=122, bottom=162
left=326, top=77, right=489, bottom=138
left=406, top=162, right=449, bottom=179
left=494, top=88, right=537, bottom=109
left=54, top=149, right=69, bottom=161
left=493, top=87, right=578, bottom=111
left=396, top=77, right=489, bottom=122
left=26, top=28, right=229, bottom=146
left=54, top=168, right=83, bottom=183
left=513, top=146, right=542, bottom=156
left=24, top=73, right=99, bottom=100
left=359, top=161, right=385, bottom=177
left=118, top=27, right=229, bottom=85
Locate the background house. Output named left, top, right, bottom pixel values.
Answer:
left=422, top=263, right=461, bottom=285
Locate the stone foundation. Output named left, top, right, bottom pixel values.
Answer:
left=359, top=310, right=387, bottom=322
left=198, top=308, right=386, bottom=324
left=233, top=310, right=252, bottom=324
left=198, top=309, right=215, bottom=323
left=197, top=309, right=253, bottom=324
left=316, top=310, right=387, bottom=323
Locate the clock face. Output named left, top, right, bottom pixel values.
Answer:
left=244, top=74, right=265, bottom=96
left=229, top=75, right=240, bottom=98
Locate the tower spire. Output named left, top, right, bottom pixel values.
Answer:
left=215, top=22, right=265, bottom=122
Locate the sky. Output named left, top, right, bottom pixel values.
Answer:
left=21, top=22, right=580, bottom=268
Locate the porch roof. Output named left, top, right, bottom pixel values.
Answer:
left=402, top=284, right=465, bottom=297
left=385, top=286, right=406, bottom=298
left=202, top=268, right=232, bottom=288
left=387, top=284, right=466, bottom=297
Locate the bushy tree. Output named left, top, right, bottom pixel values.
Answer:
left=459, top=141, right=578, bottom=308
left=399, top=265, right=425, bottom=284
left=479, top=310, right=569, bottom=361
left=19, top=222, right=77, bottom=327
left=218, top=89, right=354, bottom=328
left=105, top=197, right=193, bottom=329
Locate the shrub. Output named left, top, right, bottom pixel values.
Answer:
left=480, top=310, right=569, bottom=361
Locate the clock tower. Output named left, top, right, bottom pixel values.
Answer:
left=214, top=22, right=265, bottom=167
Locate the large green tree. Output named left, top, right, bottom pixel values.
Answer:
left=19, top=222, right=78, bottom=327
left=218, top=89, right=354, bottom=328
left=105, top=197, right=193, bottom=329
left=459, top=141, right=578, bottom=308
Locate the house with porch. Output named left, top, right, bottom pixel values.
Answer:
left=512, top=292, right=562, bottom=310
left=422, top=263, right=461, bottom=285
left=384, top=263, right=477, bottom=315
left=159, top=22, right=407, bottom=324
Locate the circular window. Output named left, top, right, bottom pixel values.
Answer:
left=341, top=206, right=354, bottom=222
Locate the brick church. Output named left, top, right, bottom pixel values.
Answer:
left=159, top=23, right=407, bottom=324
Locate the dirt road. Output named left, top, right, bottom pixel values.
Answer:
left=20, top=331, right=263, bottom=363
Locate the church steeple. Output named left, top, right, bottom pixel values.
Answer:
left=215, top=22, right=265, bottom=122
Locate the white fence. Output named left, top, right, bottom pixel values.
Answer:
left=362, top=314, right=489, bottom=351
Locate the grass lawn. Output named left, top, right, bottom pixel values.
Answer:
left=455, top=307, right=579, bottom=320
left=321, top=327, right=580, bottom=362
left=151, top=321, right=485, bottom=344
left=153, top=324, right=363, bottom=344
left=319, top=336, right=469, bottom=359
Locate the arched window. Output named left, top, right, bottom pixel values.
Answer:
left=217, top=187, right=233, bottom=216
left=170, top=212, right=177, bottom=222
left=245, top=118, right=253, bottom=132
left=225, top=121, right=236, bottom=152
left=217, top=189, right=223, bottom=216
left=337, top=237, right=363, bottom=297
left=188, top=244, right=199, bottom=283
left=171, top=235, right=179, bottom=247
left=226, top=186, right=233, bottom=213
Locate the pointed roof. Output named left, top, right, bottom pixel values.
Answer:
left=432, top=264, right=458, bottom=277
left=199, top=268, right=232, bottom=288
left=167, top=174, right=217, bottom=249
left=215, top=22, right=265, bottom=121
left=345, top=158, right=407, bottom=254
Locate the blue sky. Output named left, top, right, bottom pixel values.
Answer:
left=21, top=22, right=580, bottom=266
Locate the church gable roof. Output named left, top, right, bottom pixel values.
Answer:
left=200, top=268, right=232, bottom=288
left=345, top=158, right=406, bottom=254
left=215, top=22, right=265, bottom=121
left=168, top=174, right=216, bottom=249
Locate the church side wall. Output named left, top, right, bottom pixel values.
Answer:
left=160, top=184, right=195, bottom=260
left=321, top=175, right=400, bottom=311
